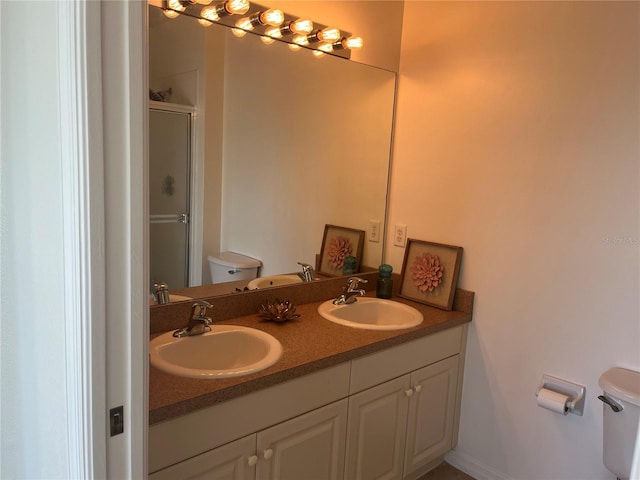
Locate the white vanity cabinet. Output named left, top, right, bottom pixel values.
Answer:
left=344, top=375, right=411, bottom=480
left=403, top=356, right=459, bottom=477
left=149, top=434, right=256, bottom=480
left=255, top=400, right=347, bottom=480
left=345, top=326, right=466, bottom=480
left=150, top=400, right=347, bottom=480
left=149, top=325, right=468, bottom=480
left=344, top=357, right=460, bottom=480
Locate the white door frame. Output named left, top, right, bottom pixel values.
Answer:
left=100, top=1, right=148, bottom=478
left=59, top=1, right=148, bottom=477
left=58, top=1, right=108, bottom=477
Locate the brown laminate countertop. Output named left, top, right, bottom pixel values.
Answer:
left=149, top=289, right=474, bottom=425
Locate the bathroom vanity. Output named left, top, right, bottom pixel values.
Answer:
left=148, top=281, right=473, bottom=480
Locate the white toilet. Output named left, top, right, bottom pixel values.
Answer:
left=208, top=251, right=261, bottom=284
left=599, top=367, right=640, bottom=480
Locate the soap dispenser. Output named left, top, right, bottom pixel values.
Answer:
left=376, top=264, right=393, bottom=299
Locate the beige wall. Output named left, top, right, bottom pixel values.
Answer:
left=221, top=32, right=395, bottom=276
left=389, top=2, right=639, bottom=478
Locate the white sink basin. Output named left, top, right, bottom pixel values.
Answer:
left=317, top=297, right=424, bottom=331
left=150, top=325, right=282, bottom=379
left=248, top=274, right=303, bottom=290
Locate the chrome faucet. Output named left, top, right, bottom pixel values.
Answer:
left=152, top=281, right=170, bottom=305
left=297, top=262, right=315, bottom=282
left=333, top=277, right=368, bottom=305
left=173, top=300, right=213, bottom=337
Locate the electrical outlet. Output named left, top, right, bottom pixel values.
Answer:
left=369, top=220, right=381, bottom=243
left=394, top=224, right=407, bottom=247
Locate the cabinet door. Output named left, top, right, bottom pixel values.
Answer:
left=404, top=355, right=459, bottom=477
left=256, top=399, right=348, bottom=480
left=344, top=375, right=411, bottom=480
left=149, top=434, right=256, bottom=480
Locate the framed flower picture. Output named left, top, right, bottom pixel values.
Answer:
left=318, top=224, right=365, bottom=277
left=398, top=239, right=463, bottom=310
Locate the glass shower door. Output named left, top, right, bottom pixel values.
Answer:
left=149, top=107, right=191, bottom=289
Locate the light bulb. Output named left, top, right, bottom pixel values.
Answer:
left=259, top=9, right=284, bottom=26
left=260, top=35, right=275, bottom=45
left=265, top=26, right=282, bottom=39
left=163, top=9, right=181, bottom=18
left=224, top=0, right=250, bottom=15
left=317, top=27, right=340, bottom=43
left=231, top=27, right=247, bottom=37
left=290, top=19, right=313, bottom=35
left=200, top=5, right=220, bottom=22
left=198, top=18, right=213, bottom=26
left=343, top=36, right=364, bottom=49
left=235, top=17, right=254, bottom=31
left=292, top=34, right=309, bottom=47
left=163, top=0, right=185, bottom=18
left=318, top=43, right=333, bottom=53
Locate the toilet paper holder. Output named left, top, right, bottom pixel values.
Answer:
left=535, top=374, right=586, bottom=416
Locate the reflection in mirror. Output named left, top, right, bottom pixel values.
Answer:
left=148, top=5, right=396, bottom=299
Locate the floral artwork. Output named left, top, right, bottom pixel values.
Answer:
left=327, top=236, right=352, bottom=269
left=399, top=239, right=463, bottom=310
left=411, top=252, right=444, bottom=292
left=319, top=225, right=365, bottom=277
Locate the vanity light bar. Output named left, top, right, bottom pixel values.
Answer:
left=155, top=0, right=362, bottom=60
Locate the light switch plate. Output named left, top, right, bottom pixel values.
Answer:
left=394, top=224, right=407, bottom=247
left=369, top=220, right=381, bottom=243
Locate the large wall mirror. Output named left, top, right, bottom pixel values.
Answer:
left=148, top=4, right=397, bottom=299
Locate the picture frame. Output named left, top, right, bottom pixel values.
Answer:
left=318, top=224, right=366, bottom=277
left=398, top=239, right=463, bottom=310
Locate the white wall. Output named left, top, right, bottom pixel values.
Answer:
left=0, top=2, right=69, bottom=477
left=388, top=2, right=639, bottom=478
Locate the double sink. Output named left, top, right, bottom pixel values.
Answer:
left=150, top=297, right=424, bottom=379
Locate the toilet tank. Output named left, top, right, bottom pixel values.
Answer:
left=599, top=367, right=640, bottom=480
left=208, top=252, right=261, bottom=284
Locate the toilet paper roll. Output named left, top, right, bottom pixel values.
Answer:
left=537, top=388, right=570, bottom=415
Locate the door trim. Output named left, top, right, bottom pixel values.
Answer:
left=101, top=1, right=148, bottom=477
left=58, top=1, right=107, bottom=477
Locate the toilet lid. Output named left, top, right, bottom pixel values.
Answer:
left=208, top=251, right=262, bottom=269
left=598, top=367, right=640, bottom=406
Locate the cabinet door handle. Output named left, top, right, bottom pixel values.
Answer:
left=414, top=385, right=423, bottom=393
left=405, top=389, right=414, bottom=397
left=247, top=455, right=258, bottom=466
left=263, top=448, right=274, bottom=460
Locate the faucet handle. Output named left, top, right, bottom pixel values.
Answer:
left=297, top=262, right=315, bottom=282
left=347, top=277, right=368, bottom=289
left=152, top=281, right=170, bottom=304
left=191, top=300, right=212, bottom=319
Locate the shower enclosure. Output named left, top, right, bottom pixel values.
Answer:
left=149, top=103, right=193, bottom=289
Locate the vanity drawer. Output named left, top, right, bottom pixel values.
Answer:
left=349, top=326, right=464, bottom=394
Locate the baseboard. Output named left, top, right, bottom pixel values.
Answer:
left=445, top=449, right=512, bottom=480
left=403, top=455, right=446, bottom=480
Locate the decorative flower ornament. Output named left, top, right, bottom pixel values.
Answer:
left=259, top=299, right=300, bottom=323
left=411, top=252, right=444, bottom=292
left=327, top=236, right=352, bottom=269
